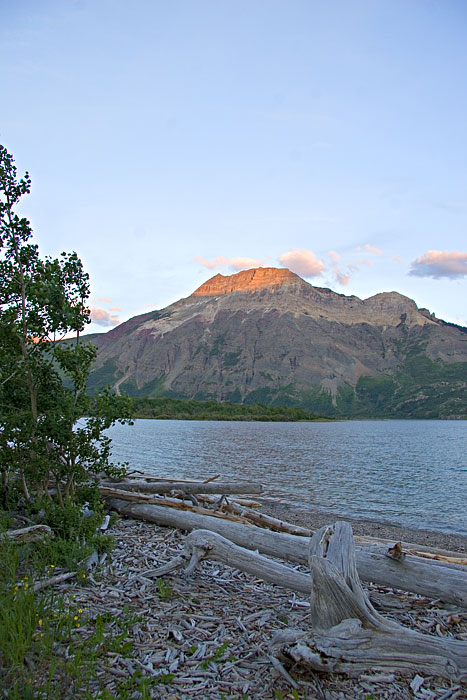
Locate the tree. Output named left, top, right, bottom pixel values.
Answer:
left=0, top=144, right=131, bottom=506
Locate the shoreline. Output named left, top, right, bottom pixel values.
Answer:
left=259, top=500, right=467, bottom=553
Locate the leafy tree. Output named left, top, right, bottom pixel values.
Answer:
left=0, top=144, right=131, bottom=506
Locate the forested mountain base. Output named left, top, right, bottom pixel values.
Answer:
left=131, top=397, right=328, bottom=421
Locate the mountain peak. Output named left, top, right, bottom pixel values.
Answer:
left=192, top=267, right=300, bottom=296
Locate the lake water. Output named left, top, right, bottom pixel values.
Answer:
left=105, top=419, right=467, bottom=536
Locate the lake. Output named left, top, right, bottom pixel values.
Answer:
left=105, top=419, right=467, bottom=536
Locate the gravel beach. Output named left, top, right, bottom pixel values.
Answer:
left=53, top=503, right=467, bottom=699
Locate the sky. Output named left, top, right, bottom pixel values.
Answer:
left=1, top=0, right=467, bottom=332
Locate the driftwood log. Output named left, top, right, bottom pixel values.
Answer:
left=221, top=501, right=311, bottom=537
left=145, top=528, right=313, bottom=594
left=4, top=524, right=53, bottom=543
left=106, top=499, right=467, bottom=607
left=100, top=487, right=254, bottom=525
left=100, top=480, right=262, bottom=495
left=271, top=522, right=467, bottom=682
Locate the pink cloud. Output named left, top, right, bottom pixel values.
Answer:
left=194, top=255, right=266, bottom=271
left=110, top=307, right=122, bottom=312
left=325, top=251, right=361, bottom=286
left=335, top=270, right=351, bottom=285
left=327, top=250, right=341, bottom=264
left=278, top=248, right=325, bottom=277
left=327, top=252, right=373, bottom=285
left=97, top=296, right=113, bottom=303
left=89, top=307, right=122, bottom=327
left=409, top=250, right=467, bottom=279
left=394, top=255, right=404, bottom=264
left=356, top=244, right=382, bottom=256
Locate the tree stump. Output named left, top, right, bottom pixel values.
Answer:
left=271, top=521, right=467, bottom=681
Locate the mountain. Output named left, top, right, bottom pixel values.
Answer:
left=87, top=267, right=467, bottom=418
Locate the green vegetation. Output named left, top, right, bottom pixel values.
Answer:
left=131, top=396, right=328, bottom=421
left=351, top=349, right=467, bottom=418
left=0, top=509, right=175, bottom=698
left=127, top=351, right=467, bottom=420
left=0, top=145, right=136, bottom=696
left=0, top=144, right=132, bottom=506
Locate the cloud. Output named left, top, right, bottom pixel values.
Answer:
left=89, top=306, right=122, bottom=327
left=409, top=250, right=467, bottom=279
left=356, top=244, right=382, bottom=256
left=97, top=296, right=113, bottom=303
left=335, top=270, right=352, bottom=285
left=327, top=250, right=341, bottom=264
left=325, top=251, right=364, bottom=286
left=194, top=255, right=267, bottom=271
left=278, top=248, right=325, bottom=277
left=394, top=255, right=403, bottom=264
left=110, top=307, right=122, bottom=311
left=356, top=258, right=373, bottom=267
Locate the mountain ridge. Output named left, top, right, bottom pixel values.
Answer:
left=87, top=268, right=467, bottom=418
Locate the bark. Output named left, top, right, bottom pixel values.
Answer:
left=105, top=499, right=467, bottom=607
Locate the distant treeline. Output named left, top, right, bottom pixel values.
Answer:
left=131, top=397, right=329, bottom=422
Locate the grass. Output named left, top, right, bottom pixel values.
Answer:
left=0, top=494, right=157, bottom=699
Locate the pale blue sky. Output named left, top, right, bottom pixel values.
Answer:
left=2, top=0, right=467, bottom=331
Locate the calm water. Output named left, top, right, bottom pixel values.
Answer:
left=105, top=419, right=467, bottom=536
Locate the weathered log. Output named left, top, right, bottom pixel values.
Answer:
left=222, top=501, right=311, bottom=537
left=407, top=550, right=467, bottom=566
left=142, top=529, right=419, bottom=612
left=222, top=505, right=467, bottom=562
left=101, top=480, right=262, bottom=495
left=271, top=522, right=467, bottom=682
left=197, top=494, right=262, bottom=508
left=33, top=571, right=77, bottom=592
left=108, top=474, right=466, bottom=559
left=100, top=487, right=254, bottom=525
left=105, top=499, right=467, bottom=607
left=125, top=473, right=219, bottom=483
left=145, top=528, right=313, bottom=593
left=4, top=524, right=53, bottom=543
left=355, top=534, right=467, bottom=561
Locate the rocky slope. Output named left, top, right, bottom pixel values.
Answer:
left=88, top=268, right=467, bottom=417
